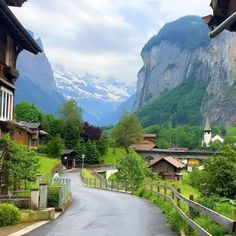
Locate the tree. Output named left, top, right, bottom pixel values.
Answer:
left=46, top=136, right=65, bottom=158
left=110, top=112, right=143, bottom=153
left=116, top=151, right=152, bottom=187
left=192, top=145, right=236, bottom=199
left=81, top=122, right=102, bottom=141
left=0, top=135, right=39, bottom=194
left=96, top=136, right=108, bottom=156
left=59, top=99, right=83, bottom=148
left=85, top=140, right=100, bottom=164
left=41, top=114, right=62, bottom=137
left=74, top=139, right=87, bottom=163
left=14, top=102, right=43, bottom=122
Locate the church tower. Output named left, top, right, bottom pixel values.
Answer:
left=204, top=118, right=212, bottom=147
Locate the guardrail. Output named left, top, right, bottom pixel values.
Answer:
left=81, top=176, right=236, bottom=236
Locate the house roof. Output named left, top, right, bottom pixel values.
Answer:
left=62, top=150, right=75, bottom=155
left=19, top=122, right=41, bottom=129
left=130, top=143, right=156, bottom=151
left=4, top=0, right=26, bottom=6
left=0, top=0, right=42, bottom=54
left=204, top=118, right=211, bottom=131
left=150, top=157, right=185, bottom=169
left=144, top=134, right=156, bottom=138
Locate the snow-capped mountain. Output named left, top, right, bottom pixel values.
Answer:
left=54, top=69, right=136, bottom=124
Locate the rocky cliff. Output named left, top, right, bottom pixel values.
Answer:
left=134, top=16, right=236, bottom=126
left=15, top=33, right=65, bottom=115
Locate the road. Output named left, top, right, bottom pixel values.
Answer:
left=26, top=170, right=178, bottom=236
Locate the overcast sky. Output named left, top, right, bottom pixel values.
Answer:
left=12, top=0, right=212, bottom=84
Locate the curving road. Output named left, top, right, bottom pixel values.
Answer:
left=25, top=170, right=177, bottom=236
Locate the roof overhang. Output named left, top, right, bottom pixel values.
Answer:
left=4, top=0, right=27, bottom=7
left=203, top=0, right=236, bottom=37
left=0, top=0, right=42, bottom=54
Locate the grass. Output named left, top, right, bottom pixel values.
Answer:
left=37, top=154, right=61, bottom=183
left=82, top=169, right=96, bottom=179
left=100, top=147, right=126, bottom=165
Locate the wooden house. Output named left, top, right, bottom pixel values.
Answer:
left=130, top=134, right=157, bottom=151
left=0, top=121, right=48, bottom=147
left=150, top=157, right=185, bottom=181
left=0, top=0, right=41, bottom=131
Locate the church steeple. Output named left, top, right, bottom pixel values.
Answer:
left=204, top=118, right=211, bottom=132
left=203, top=118, right=212, bottom=147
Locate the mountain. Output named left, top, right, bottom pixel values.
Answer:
left=133, top=16, right=236, bottom=126
left=98, top=94, right=135, bottom=126
left=15, top=34, right=65, bottom=115
left=54, top=70, right=135, bottom=125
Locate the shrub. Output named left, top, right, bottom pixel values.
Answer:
left=0, top=204, right=21, bottom=227
left=47, top=188, right=60, bottom=207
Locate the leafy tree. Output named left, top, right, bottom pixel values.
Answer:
left=110, top=112, right=143, bottom=153
left=46, top=136, right=65, bottom=158
left=14, top=102, right=43, bottom=122
left=60, top=99, right=83, bottom=148
left=116, top=151, right=152, bottom=187
left=81, top=122, right=102, bottom=141
left=0, top=135, right=39, bottom=194
left=85, top=140, right=100, bottom=164
left=74, top=139, right=87, bottom=163
left=41, top=114, right=62, bottom=137
left=96, top=136, right=108, bottom=156
left=201, top=155, right=236, bottom=198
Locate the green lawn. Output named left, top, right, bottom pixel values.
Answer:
left=100, top=148, right=126, bottom=165
left=37, top=154, right=61, bottom=183
left=156, top=172, right=200, bottom=199
left=82, top=169, right=96, bottom=179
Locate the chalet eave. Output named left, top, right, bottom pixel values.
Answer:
left=0, top=0, right=42, bottom=54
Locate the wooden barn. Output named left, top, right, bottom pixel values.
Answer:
left=150, top=157, right=185, bottom=181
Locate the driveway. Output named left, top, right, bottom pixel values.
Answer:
left=25, top=170, right=177, bottom=236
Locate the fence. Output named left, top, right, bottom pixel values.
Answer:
left=58, top=178, right=71, bottom=207
left=81, top=176, right=236, bottom=236
left=47, top=178, right=71, bottom=208
left=0, top=190, right=31, bottom=208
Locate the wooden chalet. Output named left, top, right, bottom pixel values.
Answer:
left=0, top=0, right=41, bottom=132
left=130, top=133, right=157, bottom=151
left=150, top=157, right=185, bottom=181
left=0, top=121, right=48, bottom=147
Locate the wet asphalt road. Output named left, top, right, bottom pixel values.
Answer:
left=25, top=170, right=178, bottom=236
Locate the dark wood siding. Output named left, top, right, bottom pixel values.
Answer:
left=0, top=25, right=7, bottom=64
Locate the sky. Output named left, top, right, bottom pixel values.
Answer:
left=12, top=0, right=212, bottom=85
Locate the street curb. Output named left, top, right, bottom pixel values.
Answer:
left=8, top=211, right=63, bottom=236
left=9, top=221, right=50, bottom=236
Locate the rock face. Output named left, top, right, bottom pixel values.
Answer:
left=15, top=34, right=65, bottom=116
left=133, top=16, right=236, bottom=125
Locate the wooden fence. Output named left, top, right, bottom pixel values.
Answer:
left=81, top=176, right=236, bottom=236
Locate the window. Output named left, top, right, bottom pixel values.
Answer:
left=0, top=87, right=13, bottom=121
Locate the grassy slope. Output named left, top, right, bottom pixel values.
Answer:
left=100, top=148, right=126, bottom=165
left=37, top=154, right=61, bottom=182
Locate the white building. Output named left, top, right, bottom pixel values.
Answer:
left=202, top=118, right=224, bottom=147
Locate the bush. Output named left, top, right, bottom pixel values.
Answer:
left=0, top=204, right=21, bottom=227
left=47, top=188, right=60, bottom=207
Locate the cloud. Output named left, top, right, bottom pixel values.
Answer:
left=12, top=0, right=212, bottom=84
